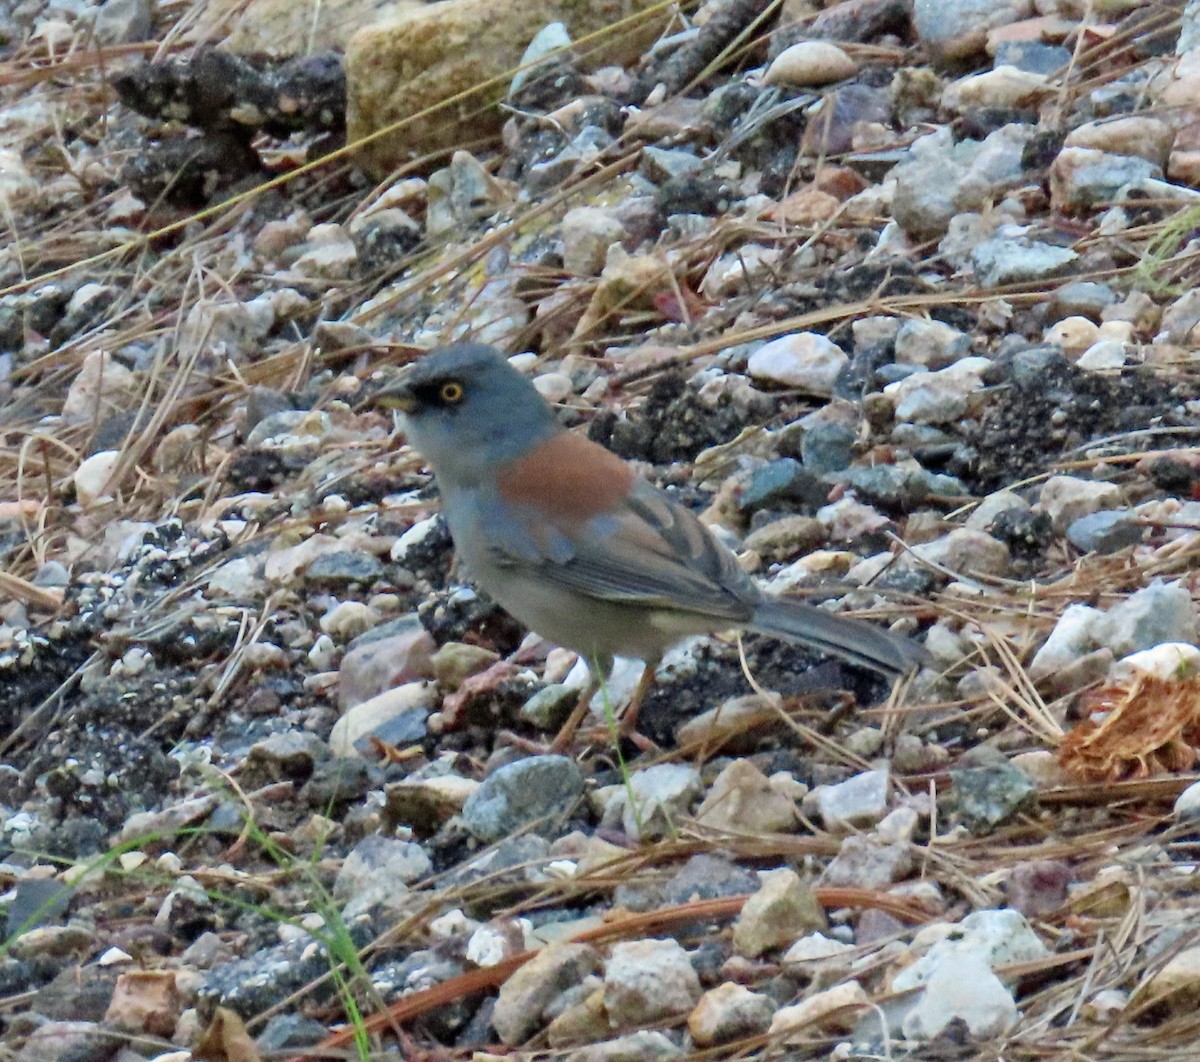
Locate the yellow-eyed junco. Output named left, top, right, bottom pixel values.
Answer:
left=376, top=342, right=924, bottom=749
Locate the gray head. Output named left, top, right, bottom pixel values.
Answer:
left=375, top=343, right=560, bottom=487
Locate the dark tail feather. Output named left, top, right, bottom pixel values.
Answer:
left=748, top=597, right=926, bottom=677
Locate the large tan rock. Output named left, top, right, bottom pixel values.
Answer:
left=345, top=0, right=670, bottom=175
left=194, top=0, right=426, bottom=56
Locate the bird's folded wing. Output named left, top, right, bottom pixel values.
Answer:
left=487, top=480, right=755, bottom=623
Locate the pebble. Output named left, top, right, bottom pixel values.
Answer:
left=333, top=834, right=431, bottom=916
left=770, top=979, right=868, bottom=1037
left=613, top=763, right=702, bottom=842
left=815, top=769, right=890, bottom=832
left=1066, top=510, right=1143, bottom=553
left=732, top=868, right=826, bottom=958
left=1092, top=580, right=1199, bottom=658
left=561, top=206, right=627, bottom=276
left=821, top=836, right=914, bottom=889
left=765, top=41, right=857, bottom=87
left=1050, top=147, right=1163, bottom=213
left=1037, top=475, right=1122, bottom=533
left=1063, top=116, right=1175, bottom=168
left=950, top=751, right=1036, bottom=831
left=462, top=755, right=584, bottom=842
left=695, top=759, right=799, bottom=833
left=893, top=318, right=972, bottom=369
left=884, top=357, right=990, bottom=424
left=603, top=938, right=702, bottom=1024
left=492, top=942, right=601, bottom=1045
left=747, top=332, right=849, bottom=396
left=687, top=981, right=774, bottom=1046
left=913, top=0, right=1034, bottom=60
left=329, top=680, right=435, bottom=756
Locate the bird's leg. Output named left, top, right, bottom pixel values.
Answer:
left=547, top=677, right=600, bottom=754
left=618, top=657, right=659, bottom=739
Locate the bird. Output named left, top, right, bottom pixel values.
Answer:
left=374, top=342, right=924, bottom=751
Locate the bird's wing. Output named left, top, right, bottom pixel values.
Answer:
left=485, top=434, right=755, bottom=623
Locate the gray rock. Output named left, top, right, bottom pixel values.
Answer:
left=618, top=763, right=702, bottom=841
left=894, top=318, right=972, bottom=369
left=950, top=754, right=1036, bottom=832
left=738, top=458, right=823, bottom=514
left=462, top=755, right=584, bottom=842
left=1038, top=475, right=1122, bottom=533
left=834, top=464, right=967, bottom=509
left=305, top=551, right=384, bottom=586
left=565, top=1031, right=683, bottom=1062
left=241, top=731, right=326, bottom=787
left=641, top=146, right=702, bottom=182
left=993, top=40, right=1071, bottom=74
left=334, top=834, right=431, bottom=915
left=913, top=0, right=1033, bottom=60
left=971, top=235, right=1079, bottom=287
left=1175, top=780, right=1200, bottom=822
left=1050, top=147, right=1162, bottom=212
left=1066, top=510, right=1143, bottom=553
left=519, top=684, right=579, bottom=730
left=799, top=417, right=856, bottom=475
left=1047, top=281, right=1116, bottom=322
left=1092, top=580, right=1199, bottom=658
left=822, top=836, right=914, bottom=889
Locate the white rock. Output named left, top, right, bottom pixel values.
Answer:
left=765, top=41, right=857, bottom=87
left=1076, top=338, right=1127, bottom=370
left=1028, top=603, right=1104, bottom=681
left=816, top=769, right=890, bottom=831
left=770, top=980, right=868, bottom=1037
left=783, top=932, right=855, bottom=964
left=943, top=66, right=1049, bottom=111
left=1111, top=642, right=1200, bottom=683
left=747, top=333, right=849, bottom=396
left=293, top=223, right=358, bottom=279
left=74, top=450, right=121, bottom=507
left=329, top=681, right=437, bottom=756
left=901, top=951, right=1017, bottom=1040
left=532, top=371, right=573, bottom=402
left=620, top=763, right=702, bottom=841
left=1175, top=780, right=1200, bottom=821
left=1044, top=315, right=1100, bottom=355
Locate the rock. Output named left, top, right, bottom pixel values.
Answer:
left=901, top=951, right=1017, bottom=1040
left=816, top=769, right=890, bottom=832
left=737, top=458, right=823, bottom=515
left=821, top=836, right=914, bottom=889
left=884, top=357, right=991, bottom=424
left=462, top=755, right=584, bottom=842
left=675, top=694, right=784, bottom=751
left=1075, top=338, right=1127, bottom=370
left=765, top=41, right=857, bottom=87
left=770, top=980, right=868, bottom=1037
left=337, top=619, right=437, bottom=709
left=429, top=641, right=500, bottom=688
left=950, top=753, right=1036, bottom=832
left=913, top=0, right=1034, bottom=61
left=942, top=66, right=1049, bottom=111
left=520, top=684, right=578, bottom=730
left=1028, top=604, right=1104, bottom=683
left=561, top=207, right=626, bottom=276
left=965, top=490, right=1029, bottom=532
left=732, top=868, right=826, bottom=958
left=15, top=1021, right=114, bottom=1062
left=329, top=681, right=435, bottom=756
left=1044, top=315, right=1100, bottom=357
left=603, top=938, right=702, bottom=1024
left=695, top=759, right=799, bottom=833
left=333, top=834, right=432, bottom=915
left=1006, top=859, right=1071, bottom=917
left=1064, top=116, right=1174, bottom=169
left=510, top=20, right=572, bottom=94
left=909, top=528, right=1011, bottom=578
left=1047, top=281, right=1116, bottom=321
left=783, top=932, right=855, bottom=965
left=74, top=450, right=121, bottom=507
left=1037, top=475, right=1122, bottom=533
left=896, top=909, right=1047, bottom=995
left=1066, top=510, right=1143, bottom=553
left=63, top=350, right=136, bottom=424
left=893, top=318, right=972, bottom=369
left=385, top=773, right=479, bottom=834
left=1176, top=780, right=1200, bottom=821
left=565, top=1030, right=683, bottom=1061
left=1139, top=946, right=1200, bottom=1013
left=493, top=942, right=601, bottom=1044
left=747, top=333, right=849, bottom=396
left=687, top=982, right=774, bottom=1046
left=345, top=0, right=670, bottom=175
left=616, top=763, right=702, bottom=841
left=971, top=234, right=1079, bottom=286
left=1050, top=147, right=1162, bottom=213
left=103, top=970, right=179, bottom=1036
left=1092, top=581, right=1199, bottom=658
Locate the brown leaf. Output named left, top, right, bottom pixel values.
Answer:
left=194, top=1007, right=263, bottom=1062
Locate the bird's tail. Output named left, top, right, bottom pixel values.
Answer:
left=748, top=597, right=926, bottom=677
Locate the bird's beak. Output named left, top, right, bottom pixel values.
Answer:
left=373, top=379, right=417, bottom=414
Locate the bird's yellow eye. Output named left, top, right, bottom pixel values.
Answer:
left=439, top=381, right=464, bottom=404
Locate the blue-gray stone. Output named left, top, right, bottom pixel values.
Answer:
left=462, top=755, right=584, bottom=842
left=1066, top=510, right=1143, bottom=554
